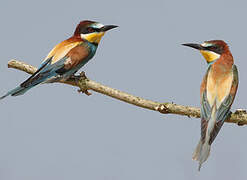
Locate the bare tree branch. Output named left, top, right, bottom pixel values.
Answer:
left=6, top=59, right=247, bottom=126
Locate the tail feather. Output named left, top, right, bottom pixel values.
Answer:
left=0, top=86, right=28, bottom=100
left=0, top=71, right=57, bottom=100
left=192, top=140, right=211, bottom=171
left=0, top=57, right=66, bottom=100
left=11, top=86, right=32, bottom=96
left=192, top=140, right=202, bottom=161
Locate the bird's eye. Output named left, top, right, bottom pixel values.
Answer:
left=206, top=45, right=223, bottom=54
left=87, top=27, right=94, bottom=33
left=207, top=45, right=216, bottom=51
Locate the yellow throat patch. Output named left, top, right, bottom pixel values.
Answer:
left=200, top=50, right=220, bottom=63
left=81, top=32, right=105, bottom=44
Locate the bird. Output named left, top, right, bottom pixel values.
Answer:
left=182, top=40, right=239, bottom=171
left=0, top=20, right=118, bottom=100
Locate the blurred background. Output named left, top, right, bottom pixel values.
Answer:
left=0, top=0, right=247, bottom=179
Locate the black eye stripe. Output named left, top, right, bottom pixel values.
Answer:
left=205, top=45, right=223, bottom=54
left=79, top=27, right=88, bottom=34
left=94, top=28, right=101, bottom=32
left=87, top=27, right=94, bottom=33
left=80, top=27, right=100, bottom=34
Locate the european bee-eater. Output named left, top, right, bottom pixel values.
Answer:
left=183, top=40, right=238, bottom=170
left=0, top=20, right=117, bottom=99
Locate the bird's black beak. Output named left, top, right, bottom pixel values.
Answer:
left=100, top=25, right=118, bottom=32
left=182, top=43, right=204, bottom=50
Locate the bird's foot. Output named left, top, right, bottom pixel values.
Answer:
left=77, top=71, right=92, bottom=96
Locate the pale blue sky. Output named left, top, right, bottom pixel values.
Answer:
left=1, top=0, right=247, bottom=179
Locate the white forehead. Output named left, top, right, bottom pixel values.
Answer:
left=91, top=23, right=104, bottom=28
left=201, top=42, right=213, bottom=47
